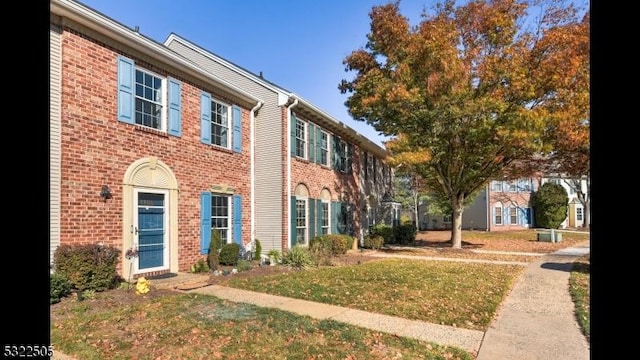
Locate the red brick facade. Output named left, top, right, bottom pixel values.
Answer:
left=59, top=28, right=252, bottom=275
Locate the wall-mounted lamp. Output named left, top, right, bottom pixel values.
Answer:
left=100, top=185, right=112, bottom=202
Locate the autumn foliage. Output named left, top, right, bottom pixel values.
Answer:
left=339, top=0, right=589, bottom=247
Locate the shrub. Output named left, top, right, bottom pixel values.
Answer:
left=254, top=238, right=262, bottom=261
left=50, top=272, right=72, bottom=304
left=533, top=182, right=569, bottom=229
left=208, top=229, right=223, bottom=270
left=323, top=234, right=348, bottom=255
left=341, top=235, right=356, bottom=250
left=219, top=243, right=241, bottom=266
left=371, top=224, right=394, bottom=244
left=282, top=246, right=315, bottom=270
left=190, top=257, right=210, bottom=273
left=394, top=223, right=417, bottom=244
left=309, top=236, right=333, bottom=266
left=267, top=249, right=281, bottom=264
left=236, top=259, right=253, bottom=272
left=53, top=244, right=121, bottom=293
left=363, top=234, right=384, bottom=250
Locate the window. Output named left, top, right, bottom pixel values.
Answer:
left=200, top=92, right=243, bottom=152
left=494, top=204, right=503, bottom=225
left=210, top=100, right=230, bottom=148
left=296, top=199, right=307, bottom=245
left=508, top=181, right=517, bottom=192
left=295, top=118, right=307, bottom=158
left=211, top=195, right=230, bottom=243
left=319, top=130, right=329, bottom=166
left=200, top=192, right=242, bottom=255
left=491, top=181, right=503, bottom=192
left=334, top=137, right=351, bottom=173
left=366, top=153, right=373, bottom=180
left=518, top=179, right=532, bottom=192
left=117, top=55, right=182, bottom=136
left=135, top=69, right=165, bottom=130
left=509, top=206, right=518, bottom=225
left=576, top=207, right=583, bottom=221
left=443, top=214, right=452, bottom=224
left=321, top=201, right=329, bottom=235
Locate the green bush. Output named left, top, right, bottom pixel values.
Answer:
left=53, top=244, right=121, bottom=293
left=190, top=257, right=210, bottom=273
left=323, top=234, right=348, bottom=255
left=219, top=243, right=241, bottom=266
left=341, top=235, right=355, bottom=250
left=208, top=229, right=223, bottom=270
left=236, top=259, right=253, bottom=272
left=50, top=272, right=72, bottom=304
left=371, top=224, right=394, bottom=244
left=282, top=246, right=315, bottom=270
left=363, top=234, right=384, bottom=250
left=533, top=182, right=569, bottom=229
left=309, top=236, right=333, bottom=266
left=394, top=223, right=417, bottom=244
left=267, top=249, right=281, bottom=264
left=254, top=238, right=262, bottom=261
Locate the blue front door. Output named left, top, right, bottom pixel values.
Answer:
left=136, top=191, right=167, bottom=271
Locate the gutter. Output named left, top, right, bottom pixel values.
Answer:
left=286, top=98, right=299, bottom=249
left=250, top=101, right=263, bottom=249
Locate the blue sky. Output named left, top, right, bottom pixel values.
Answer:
left=77, top=0, right=438, bottom=147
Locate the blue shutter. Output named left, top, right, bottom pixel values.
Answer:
left=200, top=92, right=211, bottom=144
left=308, top=124, right=315, bottom=162
left=492, top=206, right=496, bottom=225
left=525, top=208, right=532, bottom=225
left=291, top=196, right=297, bottom=246
left=117, top=56, right=135, bottom=124
left=233, top=195, right=242, bottom=245
left=232, top=105, right=242, bottom=153
left=309, top=198, right=316, bottom=238
left=332, top=135, right=339, bottom=169
left=168, top=78, right=182, bottom=137
left=290, top=114, right=297, bottom=156
left=200, top=192, right=212, bottom=255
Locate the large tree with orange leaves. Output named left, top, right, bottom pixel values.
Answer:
left=339, top=0, right=589, bottom=248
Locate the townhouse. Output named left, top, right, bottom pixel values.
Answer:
left=50, top=0, right=393, bottom=280
left=540, top=175, right=589, bottom=229
left=164, top=35, right=393, bottom=252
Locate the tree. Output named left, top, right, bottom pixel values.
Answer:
left=533, top=182, right=568, bottom=229
left=339, top=0, right=589, bottom=248
left=392, top=170, right=427, bottom=224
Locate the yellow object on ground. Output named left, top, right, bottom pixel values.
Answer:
left=135, top=277, right=151, bottom=295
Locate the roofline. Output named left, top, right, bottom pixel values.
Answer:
left=51, top=0, right=263, bottom=107
left=163, top=35, right=387, bottom=156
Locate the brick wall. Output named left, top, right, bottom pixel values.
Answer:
left=59, top=28, right=251, bottom=274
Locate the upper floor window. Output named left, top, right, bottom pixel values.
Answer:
left=491, top=180, right=503, bottom=192
left=117, top=55, right=182, bottom=136
left=295, top=118, right=307, bottom=158
left=508, top=181, right=517, bottom=192
left=319, top=129, right=329, bottom=166
left=200, top=92, right=243, bottom=152
left=334, top=137, right=351, bottom=173
left=366, top=153, right=373, bottom=180
left=518, top=179, right=532, bottom=192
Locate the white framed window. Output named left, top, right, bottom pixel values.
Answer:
left=295, top=118, right=307, bottom=158
left=443, top=214, right=452, bottom=224
left=211, top=194, right=231, bottom=244
left=319, top=130, right=329, bottom=166
left=296, top=198, right=308, bottom=245
left=135, top=68, right=166, bottom=131
left=508, top=181, right=517, bottom=192
left=576, top=207, right=583, bottom=221
left=491, top=180, right=503, bottom=192
left=509, top=206, right=518, bottom=225
left=334, top=137, right=350, bottom=173
left=210, top=99, right=231, bottom=148
left=321, top=200, right=330, bottom=235
left=494, top=203, right=503, bottom=225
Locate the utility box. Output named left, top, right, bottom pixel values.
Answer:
left=537, top=229, right=563, bottom=243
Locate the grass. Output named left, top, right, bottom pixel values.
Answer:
left=569, top=253, right=590, bottom=342
left=225, top=258, right=523, bottom=331
left=51, top=292, right=473, bottom=359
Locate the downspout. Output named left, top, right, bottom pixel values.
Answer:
left=286, top=97, right=299, bottom=249
left=250, top=100, right=263, bottom=249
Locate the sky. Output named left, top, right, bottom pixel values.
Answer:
left=76, top=0, right=439, bottom=148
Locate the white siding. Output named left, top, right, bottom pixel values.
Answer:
left=50, top=23, right=62, bottom=269
left=166, top=39, right=284, bottom=251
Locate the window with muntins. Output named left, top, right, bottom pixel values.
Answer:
left=319, top=130, right=329, bottom=166
left=295, top=119, right=307, bottom=158
left=494, top=204, right=503, bottom=225
left=211, top=195, right=230, bottom=243
left=577, top=207, right=583, bottom=221
left=200, top=92, right=243, bottom=152
left=210, top=100, right=230, bottom=148
left=491, top=181, right=503, bottom=192
left=321, top=201, right=329, bottom=235
left=296, top=199, right=307, bottom=245
left=509, top=206, right=518, bottom=225
left=333, top=137, right=351, bottom=173
left=117, top=55, right=182, bottom=136
left=135, top=69, right=165, bottom=130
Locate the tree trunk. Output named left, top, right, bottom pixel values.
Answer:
left=450, top=193, right=465, bottom=249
